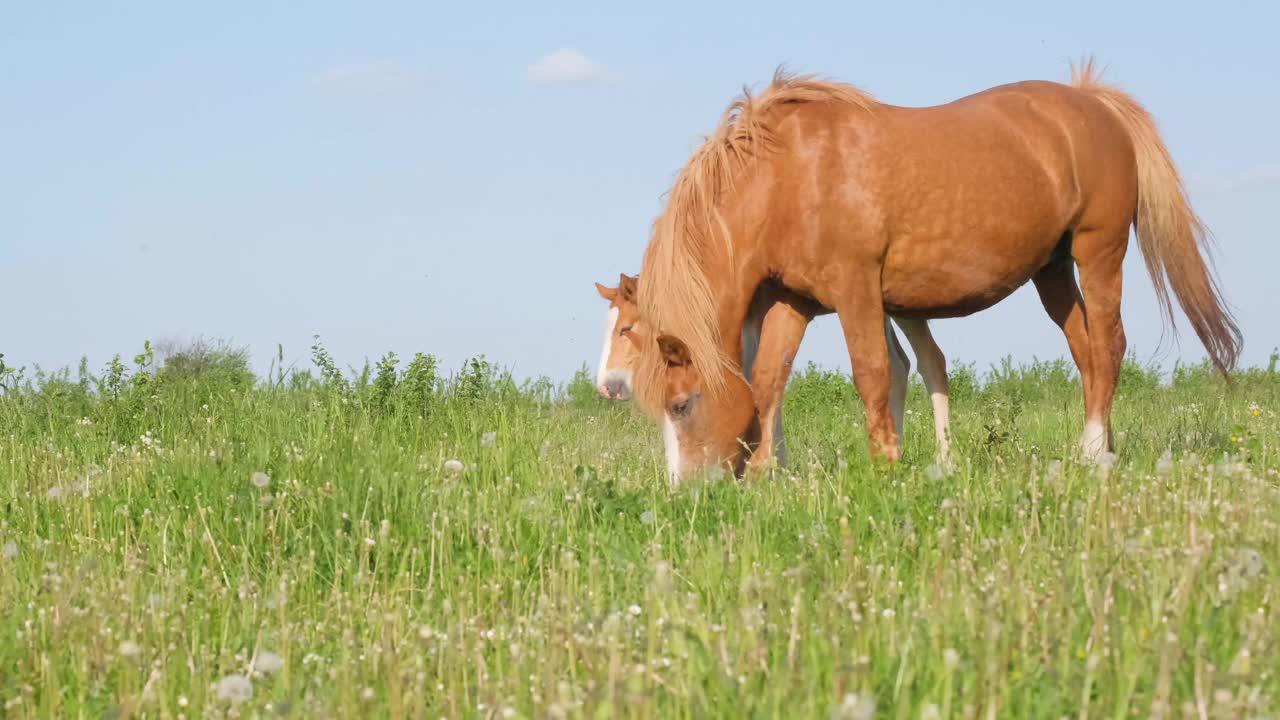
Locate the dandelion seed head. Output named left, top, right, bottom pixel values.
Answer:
left=943, top=648, right=960, bottom=670
left=481, top=432, right=497, bottom=448
left=835, top=693, right=876, bottom=720
left=2, top=541, right=17, bottom=560
left=250, top=471, right=271, bottom=489
left=215, top=674, right=253, bottom=704
left=443, top=459, right=465, bottom=476
left=117, top=640, right=142, bottom=659
left=1044, top=459, right=1063, bottom=484
left=255, top=650, right=284, bottom=674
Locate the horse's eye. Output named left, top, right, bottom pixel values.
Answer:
left=670, top=397, right=691, bottom=417
left=618, top=325, right=634, bottom=336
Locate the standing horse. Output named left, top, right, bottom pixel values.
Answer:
left=632, top=62, right=1240, bottom=480
left=595, top=276, right=954, bottom=472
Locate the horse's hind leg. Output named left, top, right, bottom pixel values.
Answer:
left=894, top=317, right=951, bottom=466
left=1072, top=227, right=1128, bottom=460
left=1032, top=259, right=1109, bottom=456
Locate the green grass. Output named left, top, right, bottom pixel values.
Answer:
left=1, top=343, right=1278, bottom=718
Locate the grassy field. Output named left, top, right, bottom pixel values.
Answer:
left=1, top=341, right=1277, bottom=719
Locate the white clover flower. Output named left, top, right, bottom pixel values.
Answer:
left=628, top=604, right=642, bottom=617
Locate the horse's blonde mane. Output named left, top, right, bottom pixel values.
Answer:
left=634, top=69, right=876, bottom=415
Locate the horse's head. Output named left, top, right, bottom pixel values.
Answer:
left=633, top=331, right=758, bottom=481
left=593, top=273, right=642, bottom=400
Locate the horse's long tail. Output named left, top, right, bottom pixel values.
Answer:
left=1072, top=60, right=1241, bottom=375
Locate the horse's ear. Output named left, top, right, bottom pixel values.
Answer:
left=595, top=282, right=617, bottom=301
left=618, top=274, right=638, bottom=301
left=656, top=334, right=691, bottom=367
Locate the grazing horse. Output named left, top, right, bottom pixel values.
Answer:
left=631, top=62, right=1240, bottom=480
left=594, top=276, right=954, bottom=472
left=593, top=273, right=642, bottom=400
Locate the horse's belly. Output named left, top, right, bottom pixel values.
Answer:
left=881, top=236, right=1056, bottom=318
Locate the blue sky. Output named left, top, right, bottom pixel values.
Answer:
left=2, top=1, right=1276, bottom=383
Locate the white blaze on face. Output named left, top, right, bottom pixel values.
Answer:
left=662, top=415, right=682, bottom=482
left=595, top=306, right=619, bottom=390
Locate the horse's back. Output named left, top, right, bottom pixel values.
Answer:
left=753, top=77, right=1140, bottom=317
left=850, top=81, right=1134, bottom=316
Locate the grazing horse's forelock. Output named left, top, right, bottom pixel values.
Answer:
left=634, top=69, right=877, bottom=416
